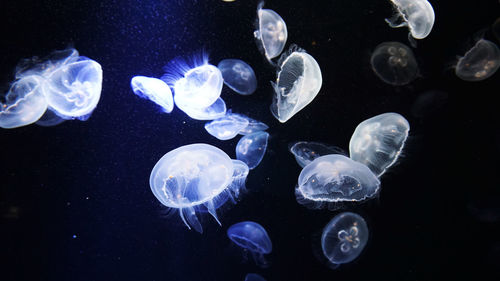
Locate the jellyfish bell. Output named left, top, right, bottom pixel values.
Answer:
left=227, top=221, right=272, bottom=267
left=254, top=2, right=288, bottom=61
left=371, top=41, right=418, bottom=85
left=455, top=39, right=500, bottom=81
left=385, top=0, right=435, bottom=40
left=218, top=59, right=257, bottom=95
left=130, top=76, right=174, bottom=113
left=289, top=141, right=348, bottom=168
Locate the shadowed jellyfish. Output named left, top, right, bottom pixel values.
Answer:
left=205, top=113, right=249, bottom=140
left=149, top=144, right=248, bottom=233
left=493, top=18, right=500, bottom=43
left=385, top=0, right=435, bottom=41
left=271, top=45, right=322, bottom=123
left=245, top=273, right=266, bottom=281
left=227, top=221, right=272, bottom=267
left=254, top=2, right=288, bottom=61
left=322, top=212, right=369, bottom=265
left=455, top=39, right=500, bottom=81
left=236, top=131, right=269, bottom=169
left=371, top=42, right=418, bottom=85
left=411, top=90, right=448, bottom=121
left=218, top=59, right=257, bottom=95
left=290, top=141, right=348, bottom=168
left=130, top=76, right=174, bottom=113
left=36, top=109, right=66, bottom=127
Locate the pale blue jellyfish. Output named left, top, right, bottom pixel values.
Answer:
left=245, top=273, right=266, bottom=281
left=205, top=113, right=250, bottom=140
left=455, top=39, right=500, bottom=82
left=149, top=144, right=248, bottom=233
left=237, top=114, right=269, bottom=135
left=227, top=221, right=272, bottom=267
left=254, top=3, right=288, bottom=61
left=36, top=109, right=66, bottom=127
left=385, top=0, right=435, bottom=40
left=236, top=131, right=269, bottom=169
left=130, top=76, right=174, bottom=113
left=289, top=141, right=348, bottom=168
left=322, top=212, right=369, bottom=265
left=349, top=112, right=410, bottom=177
left=179, top=97, right=226, bottom=120
left=218, top=59, right=257, bottom=95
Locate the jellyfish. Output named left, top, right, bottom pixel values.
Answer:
left=322, top=212, right=369, bottom=265
left=236, top=131, right=269, bottom=169
left=271, top=45, right=322, bottom=123
left=237, top=114, right=269, bottom=135
left=130, top=76, right=174, bottom=113
left=349, top=112, right=410, bottom=177
left=385, top=0, right=435, bottom=40
left=295, top=154, right=380, bottom=210
left=36, top=109, right=66, bottom=127
left=371, top=42, right=418, bottom=86
left=455, top=39, right=500, bottom=82
left=179, top=97, right=227, bottom=120
left=227, top=221, right=272, bottom=267
left=205, top=113, right=250, bottom=140
left=149, top=144, right=248, bottom=233
left=289, top=141, right=348, bottom=168
left=254, top=2, right=288, bottom=61
left=218, top=59, right=257, bottom=95
left=245, top=273, right=266, bottom=281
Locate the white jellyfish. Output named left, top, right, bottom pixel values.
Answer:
left=455, top=39, right=500, bottom=82
left=385, top=0, right=435, bottom=41
left=205, top=113, right=250, bottom=140
left=254, top=2, right=288, bottom=61
left=130, top=76, right=174, bottom=113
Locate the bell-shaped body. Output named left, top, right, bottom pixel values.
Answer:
left=386, top=0, right=435, bottom=39
left=254, top=3, right=287, bottom=60
left=236, top=131, right=269, bottom=169
left=290, top=141, right=347, bottom=168
left=218, top=59, right=257, bottom=95
left=349, top=112, right=410, bottom=177
left=179, top=97, right=227, bottom=121
left=174, top=64, right=223, bottom=110
left=455, top=39, right=500, bottom=82
left=205, top=113, right=250, bottom=140
left=322, top=212, right=369, bottom=265
left=271, top=46, right=322, bottom=123
left=371, top=42, right=418, bottom=85
left=227, top=221, right=272, bottom=267
left=130, top=76, right=174, bottom=113
left=237, top=114, right=269, bottom=135
left=245, top=273, right=266, bottom=281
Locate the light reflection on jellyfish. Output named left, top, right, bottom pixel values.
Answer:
left=130, top=76, right=174, bottom=113
left=289, top=141, right=348, bottom=168
left=227, top=221, right=272, bottom=268
left=385, top=0, right=435, bottom=42
left=371, top=42, right=418, bottom=86
left=236, top=131, right=269, bottom=169
left=455, top=39, right=500, bottom=82
left=218, top=59, right=257, bottom=95
left=254, top=2, right=288, bottom=61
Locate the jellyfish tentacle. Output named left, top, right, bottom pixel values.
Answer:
left=204, top=200, right=221, bottom=226
left=179, top=207, right=203, bottom=233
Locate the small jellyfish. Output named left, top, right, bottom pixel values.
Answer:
left=229, top=112, right=269, bottom=135
left=227, top=221, right=272, bottom=267
left=455, top=39, right=500, bottom=82
left=289, top=141, right=348, bottom=168
left=371, top=42, right=418, bottom=86
left=254, top=3, right=288, bottom=61
left=130, top=76, right=174, bottom=113
left=236, top=131, right=269, bottom=169
left=295, top=155, right=380, bottom=210
left=349, top=112, right=410, bottom=177
left=218, top=59, right=257, bottom=95
left=245, top=273, right=266, bottom=281
left=205, top=113, right=250, bottom=140
left=271, top=45, right=322, bottom=123
left=322, top=212, right=369, bottom=265
left=385, top=0, right=435, bottom=40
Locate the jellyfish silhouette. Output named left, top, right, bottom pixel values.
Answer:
left=227, top=221, right=272, bottom=267
left=254, top=2, right=288, bottom=61
left=205, top=113, right=250, bottom=140
left=455, top=39, right=500, bottom=81
left=385, top=0, right=435, bottom=41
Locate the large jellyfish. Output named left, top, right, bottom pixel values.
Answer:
left=271, top=45, right=322, bottom=123
left=218, top=59, right=257, bottom=95
left=385, top=0, right=435, bottom=40
left=236, top=131, right=269, bottom=169
left=130, top=76, right=174, bottom=113
left=455, top=39, right=500, bottom=82
left=289, top=141, right=348, bottom=168
left=149, top=144, right=248, bottom=233
left=371, top=42, right=418, bottom=86
left=322, top=212, right=369, bottom=265
left=227, top=221, right=272, bottom=267
left=254, top=3, right=288, bottom=61
left=349, top=112, right=410, bottom=177
left=245, top=273, right=266, bottom=281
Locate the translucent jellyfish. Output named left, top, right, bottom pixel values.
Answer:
left=227, top=221, right=272, bottom=267
left=236, top=131, right=269, bottom=169
left=371, top=42, right=418, bottom=86
left=295, top=155, right=380, bottom=210
left=149, top=144, right=247, bottom=233
left=245, top=273, right=266, bottom=281
left=349, top=112, right=410, bottom=177
left=455, top=39, right=500, bottom=82
left=179, top=97, right=226, bottom=120
left=218, top=59, right=257, bottom=95
left=36, top=109, right=66, bottom=127
left=205, top=113, right=249, bottom=140
left=271, top=45, right=322, bottom=123
left=130, top=76, right=174, bottom=113
left=230, top=112, right=269, bottom=135
left=322, top=212, right=369, bottom=265
left=289, top=141, right=347, bottom=168
left=254, top=3, right=288, bottom=61
left=385, top=0, right=435, bottom=40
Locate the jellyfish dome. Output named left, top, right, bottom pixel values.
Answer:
left=385, top=0, right=435, bottom=40
left=227, top=221, right=272, bottom=267
left=371, top=42, right=418, bottom=86
left=289, top=141, right=348, bottom=168
left=254, top=3, right=288, bottom=61
left=455, top=39, right=500, bottom=82
left=218, top=59, right=257, bottom=95
left=271, top=45, right=322, bottom=123
left=130, top=76, right=174, bottom=113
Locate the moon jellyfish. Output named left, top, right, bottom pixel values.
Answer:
left=271, top=45, right=322, bottom=123
left=371, top=42, right=418, bottom=86
left=289, top=141, right=347, bottom=168
left=227, top=221, right=272, bottom=267
left=130, top=76, right=174, bottom=113
left=254, top=3, right=288, bottom=61
left=295, top=155, right=380, bottom=210
left=322, top=212, right=369, bottom=265
left=239, top=116, right=269, bottom=135
left=149, top=144, right=247, bottom=233
left=349, top=112, right=410, bottom=177
left=385, top=0, right=435, bottom=40
left=245, top=273, right=266, bottom=281
left=455, top=39, right=500, bottom=82
left=218, top=59, right=257, bottom=95
left=236, top=131, right=269, bottom=169
left=205, top=113, right=250, bottom=140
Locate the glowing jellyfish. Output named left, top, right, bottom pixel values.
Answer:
left=254, top=3, right=288, bottom=61
left=271, top=45, right=322, bottom=123
left=205, top=113, right=250, bottom=140
left=322, top=212, right=369, bottom=265
left=231, top=112, right=269, bottom=135
left=289, top=141, right=347, bottom=168
left=149, top=144, right=247, bottom=233
left=130, top=76, right=174, bottom=113
left=227, top=221, right=272, bottom=267
left=371, top=42, right=418, bottom=86
left=218, top=59, right=257, bottom=95
left=236, top=131, right=269, bottom=169
left=455, top=39, right=500, bottom=82
left=385, top=0, right=435, bottom=40
left=295, top=155, right=380, bottom=210
left=245, top=273, right=266, bottom=281
left=349, top=112, right=410, bottom=177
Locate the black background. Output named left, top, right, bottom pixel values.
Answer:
left=1, top=0, right=500, bottom=280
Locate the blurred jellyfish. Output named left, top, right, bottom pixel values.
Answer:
left=227, top=221, right=272, bottom=267
left=271, top=45, right=322, bottom=123
left=130, top=76, right=174, bottom=113
left=205, top=113, right=250, bottom=140
left=245, top=273, right=266, bottom=281
left=236, top=131, right=269, bottom=169
left=295, top=155, right=380, bottom=210
left=36, top=109, right=66, bottom=127
left=149, top=144, right=248, bottom=233
left=289, top=141, right=347, bottom=168
left=349, top=112, right=410, bottom=177
left=231, top=112, right=269, bottom=135
left=371, top=42, right=418, bottom=85
left=218, top=59, right=257, bottom=95
left=322, top=212, right=369, bottom=265
left=411, top=90, right=448, bottom=121
left=455, top=39, right=500, bottom=81
left=254, top=2, right=288, bottom=61
left=385, top=0, right=435, bottom=40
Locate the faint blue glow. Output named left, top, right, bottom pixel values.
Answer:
left=130, top=76, right=174, bottom=113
